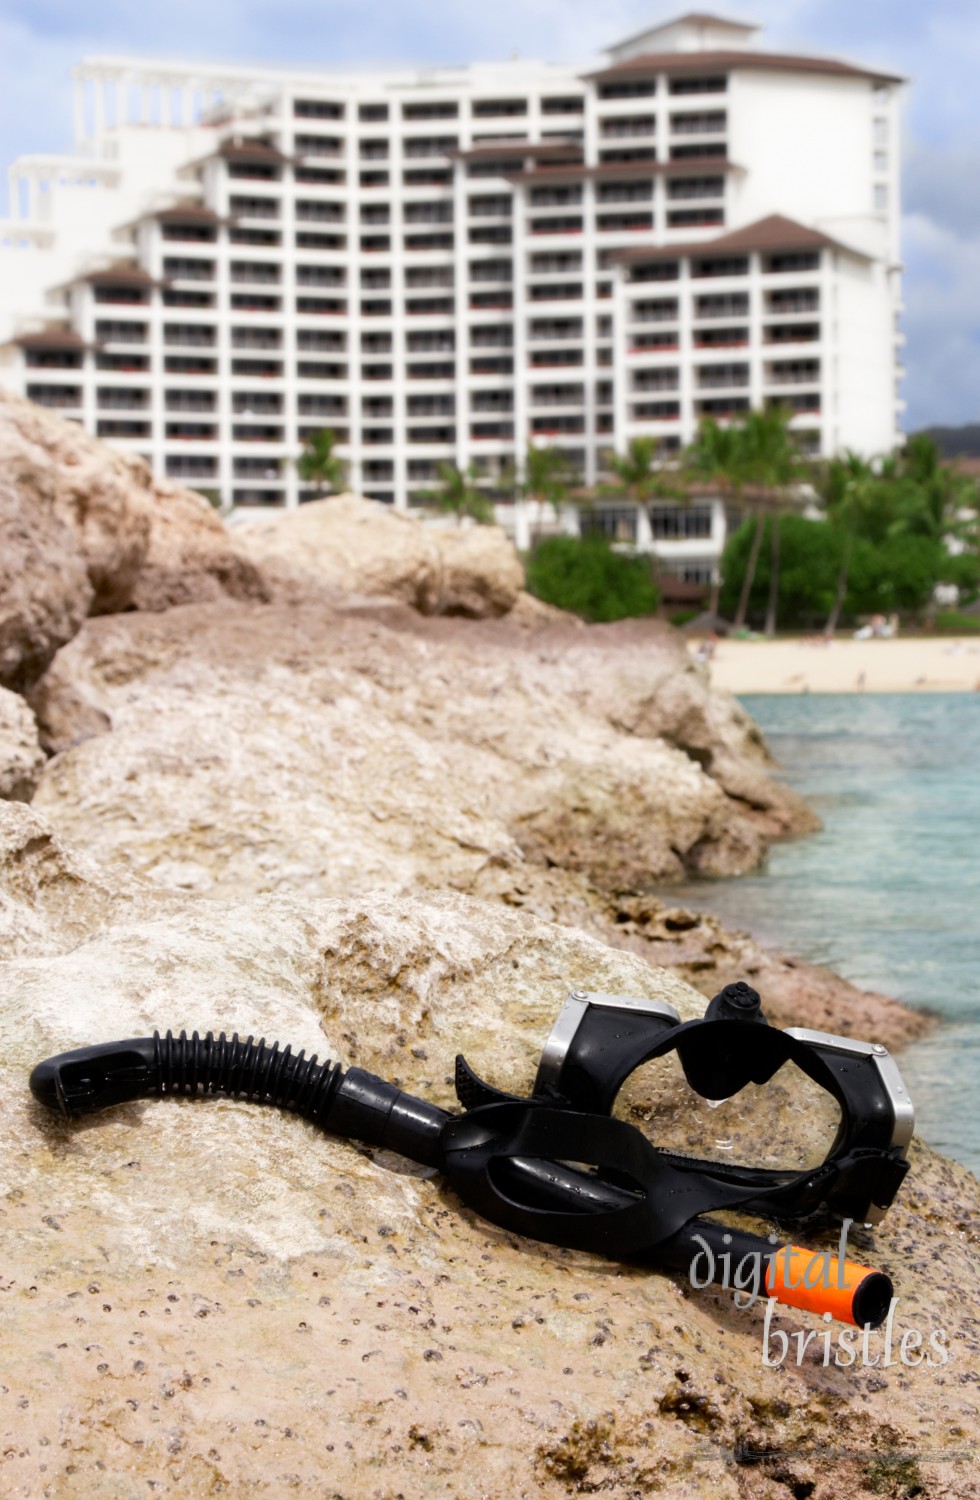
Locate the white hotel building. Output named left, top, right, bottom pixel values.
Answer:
left=0, top=12, right=904, bottom=580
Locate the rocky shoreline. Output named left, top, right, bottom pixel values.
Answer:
left=1, top=391, right=975, bottom=1497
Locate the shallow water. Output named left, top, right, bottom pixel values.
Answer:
left=662, top=693, right=980, bottom=1175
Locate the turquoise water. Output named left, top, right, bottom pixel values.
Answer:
left=664, top=694, right=980, bottom=1175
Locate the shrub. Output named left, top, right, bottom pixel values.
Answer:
left=526, top=534, right=660, bottom=623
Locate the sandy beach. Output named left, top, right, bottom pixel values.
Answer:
left=693, top=635, right=980, bottom=694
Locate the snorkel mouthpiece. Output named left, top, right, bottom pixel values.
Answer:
left=29, top=982, right=913, bottom=1331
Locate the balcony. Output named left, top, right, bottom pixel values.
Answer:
left=97, top=419, right=150, bottom=439
left=407, top=425, right=455, bottom=443
left=166, top=422, right=217, bottom=441
left=407, top=361, right=454, bottom=379
left=528, top=322, right=582, bottom=341
left=230, top=266, right=281, bottom=285
left=599, top=118, right=656, bottom=138
left=628, top=332, right=679, bottom=354
left=530, top=415, right=584, bottom=435
left=529, top=348, right=582, bottom=368
left=766, top=291, right=820, bottom=315
left=631, top=300, right=679, bottom=323
left=167, top=456, right=219, bottom=479
left=632, top=372, right=679, bottom=394
left=25, top=385, right=82, bottom=408
left=531, top=388, right=584, bottom=407
left=697, top=365, right=750, bottom=389
left=631, top=401, right=680, bottom=421
left=404, top=138, right=459, bottom=158
left=529, top=217, right=583, bottom=236
left=695, top=296, right=749, bottom=319
left=469, top=356, right=513, bottom=375
left=97, top=390, right=150, bottom=410
left=297, top=361, right=347, bottom=380
left=296, top=202, right=344, bottom=223
left=764, top=323, right=821, bottom=345
left=295, top=135, right=343, bottom=157
left=232, top=424, right=284, bottom=442
left=694, top=328, right=749, bottom=349
left=766, top=361, right=821, bottom=386
left=529, top=282, right=584, bottom=303
left=95, top=321, right=148, bottom=345
left=529, top=191, right=582, bottom=208
left=163, top=259, right=216, bottom=281
left=670, top=112, right=727, bottom=135
left=163, top=355, right=216, bottom=376
left=229, top=197, right=280, bottom=220
left=667, top=178, right=724, bottom=200
left=231, top=360, right=282, bottom=378
left=469, top=196, right=512, bottom=218
left=408, top=385, right=456, bottom=411
left=692, top=257, right=749, bottom=280
left=596, top=212, right=653, bottom=233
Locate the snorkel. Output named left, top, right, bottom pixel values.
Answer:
left=30, top=980, right=913, bottom=1330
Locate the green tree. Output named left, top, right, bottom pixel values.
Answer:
left=526, top=534, right=659, bottom=622
left=519, top=441, right=574, bottom=545
left=819, top=451, right=879, bottom=635
left=296, top=428, right=347, bottom=497
left=418, top=462, right=495, bottom=524
left=719, top=514, right=944, bottom=629
left=686, top=407, right=810, bottom=632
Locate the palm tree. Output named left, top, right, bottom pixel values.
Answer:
left=418, top=462, right=495, bottom=525
left=820, top=451, right=878, bottom=635
left=296, top=428, right=347, bottom=498
left=689, top=408, right=810, bottom=632
left=520, top=441, right=573, bottom=546
left=685, top=418, right=746, bottom=617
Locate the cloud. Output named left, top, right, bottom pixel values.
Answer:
left=903, top=146, right=980, bottom=241
left=900, top=213, right=980, bottom=427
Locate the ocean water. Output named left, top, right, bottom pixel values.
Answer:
left=663, top=693, right=980, bottom=1176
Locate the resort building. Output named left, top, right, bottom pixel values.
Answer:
left=0, top=12, right=904, bottom=580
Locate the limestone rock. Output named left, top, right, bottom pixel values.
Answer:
left=25, top=671, right=112, bottom=756
left=0, top=393, right=273, bottom=690
left=0, top=688, right=45, bottom=801
left=127, top=478, right=271, bottom=612
left=428, top=523, right=525, bottom=617
left=31, top=602, right=784, bottom=901
left=0, top=801, right=977, bottom=1499
left=241, top=494, right=524, bottom=618
left=0, top=398, right=95, bottom=690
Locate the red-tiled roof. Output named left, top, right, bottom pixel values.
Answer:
left=13, top=326, right=90, bottom=349
left=86, top=262, right=157, bottom=285
left=156, top=202, right=224, bottom=224
left=609, top=213, right=870, bottom=265
left=585, top=47, right=903, bottom=85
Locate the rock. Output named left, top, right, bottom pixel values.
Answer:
left=428, top=524, right=524, bottom=617
left=30, top=601, right=789, bottom=902
left=0, top=799, right=977, bottom=1498
left=0, top=688, right=45, bottom=800
left=241, top=494, right=524, bottom=618
left=127, top=479, right=271, bottom=612
left=24, top=671, right=112, bottom=756
left=0, top=398, right=95, bottom=690
left=0, top=393, right=272, bottom=690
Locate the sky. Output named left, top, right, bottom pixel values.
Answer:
left=1, top=0, right=978, bottom=432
